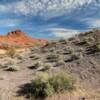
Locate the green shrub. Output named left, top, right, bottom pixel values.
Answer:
left=30, top=71, right=75, bottom=98
left=31, top=72, right=54, bottom=98
left=49, top=72, right=75, bottom=92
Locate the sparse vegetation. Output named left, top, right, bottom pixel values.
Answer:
left=0, top=29, right=100, bottom=100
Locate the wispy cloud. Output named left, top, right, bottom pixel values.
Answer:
left=88, top=19, right=100, bottom=28
left=38, top=28, right=81, bottom=39
left=0, top=19, right=21, bottom=27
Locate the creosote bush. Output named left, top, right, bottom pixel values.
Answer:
left=31, top=72, right=54, bottom=98
left=29, top=71, right=75, bottom=98
left=49, top=72, right=75, bottom=92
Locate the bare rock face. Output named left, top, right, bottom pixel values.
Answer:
left=0, top=29, right=47, bottom=47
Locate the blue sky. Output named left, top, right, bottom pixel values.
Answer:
left=0, top=0, right=100, bottom=39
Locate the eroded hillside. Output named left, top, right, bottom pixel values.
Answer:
left=0, top=29, right=100, bottom=100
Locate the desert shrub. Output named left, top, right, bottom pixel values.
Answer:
left=7, top=64, right=19, bottom=71
left=31, top=72, right=54, bottom=98
left=46, top=53, right=60, bottom=62
left=29, top=71, right=75, bottom=98
left=81, top=36, right=94, bottom=45
left=49, top=47, right=55, bottom=52
left=49, top=72, right=75, bottom=92
left=70, top=52, right=83, bottom=61
left=66, top=47, right=74, bottom=54
left=43, top=63, right=53, bottom=70
left=59, top=39, right=68, bottom=44
left=77, top=48, right=84, bottom=52
left=32, top=61, right=43, bottom=69
left=30, top=54, right=40, bottom=60
left=56, top=60, right=65, bottom=66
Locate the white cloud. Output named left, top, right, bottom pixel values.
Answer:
left=0, top=5, right=8, bottom=12
left=0, top=0, right=98, bottom=18
left=0, top=19, right=21, bottom=27
left=81, top=18, right=100, bottom=29
left=48, top=28, right=80, bottom=38
left=88, top=19, right=100, bottom=28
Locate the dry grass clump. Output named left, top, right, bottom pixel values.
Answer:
left=6, top=61, right=20, bottom=71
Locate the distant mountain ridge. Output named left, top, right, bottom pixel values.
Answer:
left=0, top=29, right=47, bottom=47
